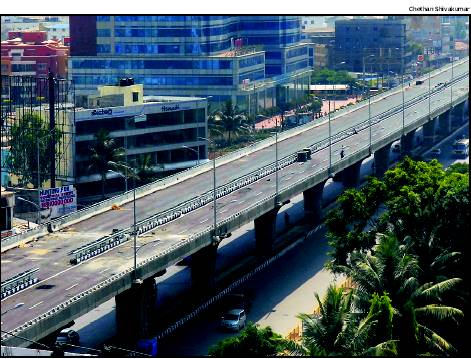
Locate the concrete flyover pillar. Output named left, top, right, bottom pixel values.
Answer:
left=451, top=102, right=466, bottom=129
left=374, top=144, right=392, bottom=178
left=115, top=277, right=157, bottom=341
left=303, top=180, right=327, bottom=224
left=400, top=131, right=415, bottom=156
left=254, top=204, right=282, bottom=258
left=422, top=117, right=439, bottom=147
left=438, top=111, right=452, bottom=138
left=191, top=243, right=218, bottom=297
left=342, top=160, right=363, bottom=188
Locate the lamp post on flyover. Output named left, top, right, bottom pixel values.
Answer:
left=17, top=197, right=41, bottom=225
left=198, top=136, right=218, bottom=244
left=181, top=145, right=200, bottom=166
left=332, top=61, right=346, bottom=113
left=257, top=114, right=280, bottom=201
left=362, top=54, right=375, bottom=152
left=108, top=167, right=140, bottom=284
left=450, top=55, right=454, bottom=106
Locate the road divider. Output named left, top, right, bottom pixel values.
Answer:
left=1, top=268, right=39, bottom=300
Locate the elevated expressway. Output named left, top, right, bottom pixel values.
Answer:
left=1, top=58, right=469, bottom=346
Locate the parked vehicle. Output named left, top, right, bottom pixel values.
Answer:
left=453, top=139, right=469, bottom=158
left=392, top=143, right=401, bottom=153
left=415, top=80, right=424, bottom=85
left=220, top=309, right=246, bottom=331
left=55, top=329, right=80, bottom=346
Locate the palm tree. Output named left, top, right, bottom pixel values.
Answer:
left=87, top=129, right=126, bottom=199
left=290, top=285, right=396, bottom=356
left=338, top=232, right=463, bottom=356
left=135, top=153, right=155, bottom=185
left=212, top=100, right=251, bottom=145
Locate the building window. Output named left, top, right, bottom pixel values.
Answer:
left=132, top=92, right=139, bottom=102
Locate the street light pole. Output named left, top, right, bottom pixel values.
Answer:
left=328, top=97, right=332, bottom=174
left=401, top=59, right=405, bottom=135
left=257, top=114, right=279, bottom=200
left=450, top=56, right=454, bottom=106
left=108, top=168, right=138, bottom=282
left=182, top=145, right=200, bottom=166
left=17, top=197, right=40, bottom=225
left=198, top=137, right=217, bottom=242
left=428, top=60, right=431, bottom=119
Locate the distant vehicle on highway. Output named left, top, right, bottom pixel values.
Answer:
left=430, top=148, right=441, bottom=157
left=416, top=80, right=424, bottom=85
left=55, top=329, right=80, bottom=346
left=453, top=139, right=469, bottom=158
left=220, top=309, right=246, bottom=331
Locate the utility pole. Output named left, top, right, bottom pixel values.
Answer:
left=48, top=70, right=56, bottom=187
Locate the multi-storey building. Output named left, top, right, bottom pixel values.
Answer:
left=72, top=81, right=208, bottom=197
left=1, top=31, right=68, bottom=78
left=335, top=19, right=408, bottom=75
left=69, top=16, right=311, bottom=116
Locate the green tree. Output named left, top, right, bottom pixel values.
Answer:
left=87, top=129, right=126, bottom=199
left=135, top=153, right=155, bottom=185
left=208, top=322, right=289, bottom=357
left=211, top=100, right=252, bottom=145
left=337, top=233, right=463, bottom=356
left=7, top=113, right=62, bottom=187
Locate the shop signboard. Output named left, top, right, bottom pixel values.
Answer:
left=39, top=185, right=77, bottom=219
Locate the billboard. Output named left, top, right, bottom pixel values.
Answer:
left=39, top=185, right=77, bottom=219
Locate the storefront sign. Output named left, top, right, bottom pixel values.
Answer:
left=39, top=185, right=77, bottom=219
left=91, top=108, right=113, bottom=116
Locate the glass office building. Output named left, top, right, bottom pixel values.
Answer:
left=69, top=16, right=311, bottom=116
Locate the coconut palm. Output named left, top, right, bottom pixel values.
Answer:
left=338, top=232, right=463, bottom=356
left=212, top=100, right=252, bottom=145
left=289, top=285, right=396, bottom=356
left=87, top=129, right=126, bottom=199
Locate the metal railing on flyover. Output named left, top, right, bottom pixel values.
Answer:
left=1, top=268, right=39, bottom=300
left=3, top=58, right=468, bottom=249
left=66, top=72, right=469, bottom=264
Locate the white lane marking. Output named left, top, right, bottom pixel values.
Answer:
left=99, top=268, right=111, bottom=274
left=255, top=191, right=263, bottom=196
left=200, top=218, right=209, bottom=223
left=271, top=184, right=276, bottom=188
left=28, top=301, right=43, bottom=309
left=177, top=229, right=187, bottom=235
left=285, top=177, right=292, bottom=181
left=219, top=209, right=228, bottom=214
left=239, top=200, right=245, bottom=204
left=230, top=199, right=238, bottom=203
left=299, top=170, right=305, bottom=174
left=65, top=283, right=78, bottom=291
left=2, top=261, right=85, bottom=302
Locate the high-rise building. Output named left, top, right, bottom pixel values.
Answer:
left=334, top=19, right=408, bottom=75
left=69, top=16, right=311, bottom=116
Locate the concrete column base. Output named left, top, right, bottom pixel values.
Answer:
left=191, top=244, right=218, bottom=297
left=303, top=180, right=326, bottom=224
left=115, top=277, right=156, bottom=341
left=438, top=111, right=452, bottom=138
left=423, top=117, right=438, bottom=147
left=400, top=131, right=416, bottom=156
left=342, top=160, right=362, bottom=188
left=374, top=144, right=391, bottom=178
left=451, top=102, right=465, bottom=130
left=254, top=204, right=281, bottom=258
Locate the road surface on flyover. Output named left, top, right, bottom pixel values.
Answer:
left=1, top=60, right=469, bottom=337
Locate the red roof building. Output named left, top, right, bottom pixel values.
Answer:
left=1, top=31, right=69, bottom=78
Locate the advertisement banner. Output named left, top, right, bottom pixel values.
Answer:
left=39, top=185, right=77, bottom=219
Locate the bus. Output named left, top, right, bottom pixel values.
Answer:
left=453, top=139, right=469, bottom=158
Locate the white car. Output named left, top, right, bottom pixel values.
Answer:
left=220, top=309, right=246, bottom=331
